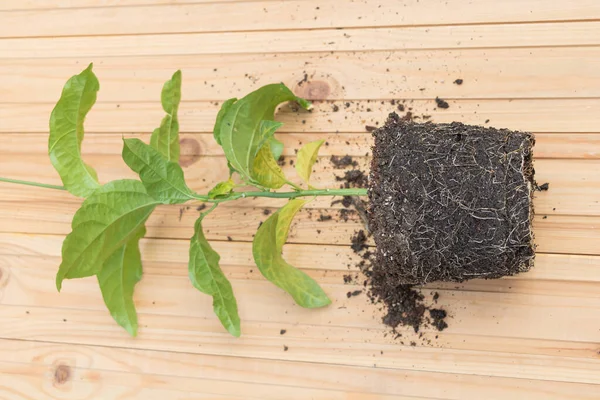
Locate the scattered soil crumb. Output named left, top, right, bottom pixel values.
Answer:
left=346, top=290, right=363, bottom=298
left=429, top=309, right=449, bottom=331
left=330, top=155, right=358, bottom=169
left=263, top=209, right=272, bottom=215
left=435, top=97, right=450, bottom=109
left=351, top=230, right=369, bottom=253
left=227, top=236, right=233, bottom=241
left=335, top=169, right=368, bottom=188
left=365, top=125, right=377, bottom=132
left=453, top=79, right=463, bottom=85
left=537, top=182, right=550, bottom=191
left=318, top=214, right=333, bottom=221
left=196, top=204, right=207, bottom=212
left=280, top=329, right=287, bottom=335
left=283, top=345, right=289, bottom=351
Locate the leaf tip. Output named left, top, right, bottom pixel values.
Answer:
left=229, top=325, right=241, bottom=338
left=126, top=324, right=138, bottom=337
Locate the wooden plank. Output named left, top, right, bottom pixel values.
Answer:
left=0, top=186, right=597, bottom=253
left=1, top=286, right=600, bottom=383
left=0, top=144, right=598, bottom=215
left=0, top=0, right=257, bottom=12
left=2, top=0, right=600, bottom=38
left=2, top=47, right=600, bottom=102
left=4, top=23, right=600, bottom=59
left=3, top=99, right=600, bottom=134
left=0, top=360, right=421, bottom=400
left=2, top=341, right=598, bottom=400
left=2, top=233, right=600, bottom=283
left=4, top=132, right=600, bottom=160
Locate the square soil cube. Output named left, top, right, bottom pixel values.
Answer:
left=368, top=113, right=535, bottom=285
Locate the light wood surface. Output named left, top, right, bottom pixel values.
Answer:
left=0, top=1, right=599, bottom=399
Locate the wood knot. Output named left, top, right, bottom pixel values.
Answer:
left=294, top=80, right=331, bottom=101
left=53, top=364, right=71, bottom=385
left=179, top=138, right=202, bottom=167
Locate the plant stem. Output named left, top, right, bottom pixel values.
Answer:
left=196, top=188, right=368, bottom=203
left=0, top=176, right=368, bottom=202
left=0, top=177, right=67, bottom=191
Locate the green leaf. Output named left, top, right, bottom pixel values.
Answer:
left=56, top=180, right=159, bottom=291
left=296, top=140, right=325, bottom=187
left=213, top=98, right=237, bottom=146
left=122, top=138, right=195, bottom=204
left=252, top=142, right=286, bottom=189
left=97, top=225, right=145, bottom=336
left=48, top=63, right=101, bottom=198
left=189, top=216, right=241, bottom=337
left=269, top=137, right=284, bottom=160
left=150, top=70, right=182, bottom=162
left=219, top=83, right=310, bottom=186
left=252, top=199, right=331, bottom=308
left=208, top=179, right=235, bottom=199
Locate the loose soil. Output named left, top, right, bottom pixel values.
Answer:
left=368, top=113, right=536, bottom=284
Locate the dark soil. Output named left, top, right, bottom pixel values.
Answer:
left=435, top=97, right=450, bottom=109
left=453, top=79, right=463, bottom=85
left=368, top=113, right=535, bottom=284
left=336, top=169, right=368, bottom=189
left=350, top=230, right=369, bottom=253
left=536, top=182, right=549, bottom=191
left=429, top=309, right=448, bottom=331
left=330, top=155, right=358, bottom=169
left=350, top=229, right=449, bottom=335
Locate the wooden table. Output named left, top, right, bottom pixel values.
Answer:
left=1, top=1, right=599, bottom=398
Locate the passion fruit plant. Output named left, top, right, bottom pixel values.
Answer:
left=0, top=64, right=367, bottom=337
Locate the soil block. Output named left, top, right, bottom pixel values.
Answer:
left=368, top=113, right=535, bottom=284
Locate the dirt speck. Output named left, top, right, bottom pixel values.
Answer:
left=435, top=97, right=450, bottom=109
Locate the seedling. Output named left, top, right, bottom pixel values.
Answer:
left=0, top=65, right=366, bottom=337
left=0, top=65, right=536, bottom=337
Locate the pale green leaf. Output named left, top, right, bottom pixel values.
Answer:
left=269, top=137, right=284, bottom=160
left=252, top=142, right=286, bottom=189
left=296, top=140, right=325, bottom=187
left=208, top=179, right=235, bottom=199
left=189, top=216, right=241, bottom=337
left=150, top=70, right=182, bottom=162
left=213, top=98, right=237, bottom=146
left=122, top=138, right=195, bottom=204
left=97, top=225, right=146, bottom=336
left=252, top=199, right=331, bottom=308
left=56, top=180, right=159, bottom=290
left=219, top=83, right=310, bottom=186
left=48, top=63, right=101, bottom=198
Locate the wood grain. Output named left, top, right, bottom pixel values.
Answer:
left=3, top=99, right=600, bottom=134
left=4, top=23, right=600, bottom=59
left=2, top=47, right=600, bottom=102
left=2, top=341, right=598, bottom=400
left=4, top=132, right=600, bottom=159
left=3, top=0, right=600, bottom=38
